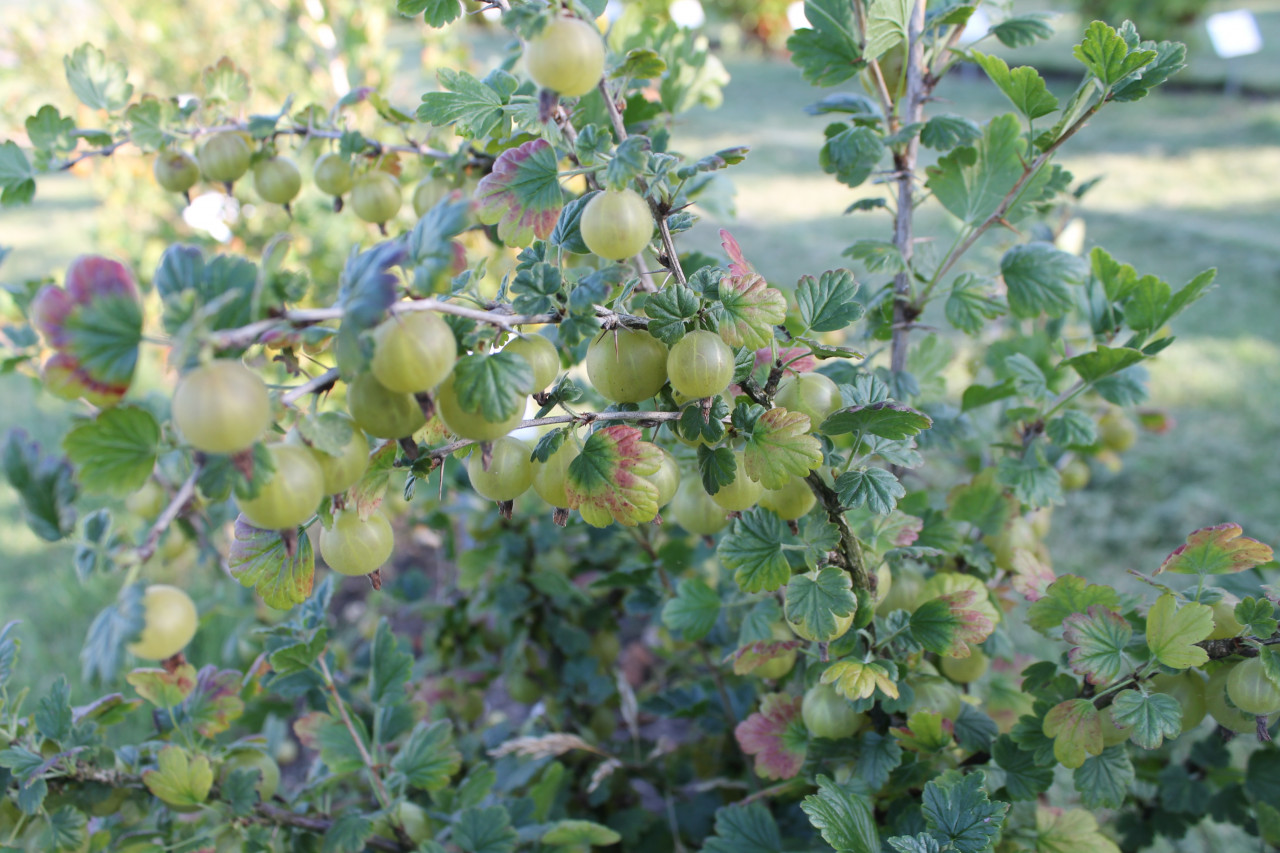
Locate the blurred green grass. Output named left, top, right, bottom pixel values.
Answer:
left=3, top=16, right=1280, bottom=705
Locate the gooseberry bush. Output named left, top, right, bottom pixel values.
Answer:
left=1, top=1, right=1278, bottom=851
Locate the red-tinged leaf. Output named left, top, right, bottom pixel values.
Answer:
left=183, top=666, right=246, bottom=737
left=127, top=664, right=198, bottom=708
left=717, top=271, right=787, bottom=350
left=754, top=346, right=816, bottom=375
left=937, top=590, right=996, bottom=657
left=734, top=692, right=807, bottom=780
left=893, top=710, right=954, bottom=752
left=1042, top=698, right=1103, bottom=769
left=743, top=407, right=822, bottom=489
left=1157, top=523, right=1274, bottom=577
left=30, top=256, right=142, bottom=406
left=721, top=228, right=756, bottom=277
left=565, top=425, right=663, bottom=527
left=1010, top=550, right=1055, bottom=601
left=730, top=637, right=803, bottom=676
left=474, top=138, right=564, bottom=246
left=293, top=711, right=329, bottom=749
left=1062, top=605, right=1132, bottom=686
left=227, top=518, right=315, bottom=610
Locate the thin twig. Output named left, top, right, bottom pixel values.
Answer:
left=888, top=1, right=928, bottom=376
left=928, top=103, right=1103, bottom=288
left=136, top=468, right=200, bottom=564
left=316, top=655, right=393, bottom=811
left=281, top=367, right=341, bottom=407
left=426, top=410, right=683, bottom=459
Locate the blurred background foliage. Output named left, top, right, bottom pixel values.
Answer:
left=0, top=0, right=1278, bottom=732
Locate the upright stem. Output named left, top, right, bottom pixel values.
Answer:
left=888, top=2, right=928, bottom=376
left=316, top=655, right=393, bottom=812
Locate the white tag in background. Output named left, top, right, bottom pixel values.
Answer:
left=1205, top=10, right=1264, bottom=59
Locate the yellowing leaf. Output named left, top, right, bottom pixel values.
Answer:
left=893, top=710, right=954, bottom=753
left=1042, top=699, right=1103, bottom=769
left=142, top=745, right=214, bottom=809
left=1034, top=806, right=1121, bottom=853
left=1157, top=523, right=1274, bottom=577
left=1144, top=593, right=1212, bottom=669
left=127, top=664, right=197, bottom=708
left=565, top=425, right=663, bottom=527
left=743, top=408, right=822, bottom=489
left=821, top=660, right=899, bottom=702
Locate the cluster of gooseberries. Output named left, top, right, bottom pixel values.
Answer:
left=154, top=134, right=466, bottom=228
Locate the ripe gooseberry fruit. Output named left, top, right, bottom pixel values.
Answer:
left=580, top=188, right=653, bottom=261
left=647, top=447, right=681, bottom=509
left=154, top=149, right=199, bottom=194
left=436, top=373, right=525, bottom=441
left=877, top=563, right=925, bottom=616
left=1227, top=656, right=1280, bottom=716
left=347, top=372, right=427, bottom=439
left=752, top=623, right=797, bottom=680
left=253, top=156, right=302, bottom=206
left=126, top=479, right=167, bottom=520
left=667, top=330, right=734, bottom=400
left=524, top=16, right=605, bottom=97
left=1205, top=663, right=1261, bottom=733
left=313, top=153, right=354, bottom=197
left=760, top=475, right=815, bottom=520
left=533, top=440, right=578, bottom=508
left=197, top=132, right=251, bottom=184
left=1060, top=456, right=1091, bottom=491
left=320, top=510, right=394, bottom=576
left=1150, top=670, right=1208, bottom=732
left=585, top=327, right=668, bottom=403
left=467, top=436, right=534, bottom=502
left=670, top=478, right=727, bottom=535
left=709, top=452, right=764, bottom=512
left=374, top=802, right=432, bottom=845
left=1098, top=410, right=1138, bottom=452
left=907, top=675, right=964, bottom=720
left=172, top=359, right=271, bottom=454
left=1208, top=598, right=1244, bottom=640
left=504, top=334, right=559, bottom=391
left=127, top=584, right=198, bottom=660
left=774, top=372, right=842, bottom=428
left=412, top=177, right=448, bottom=218
left=235, top=444, right=325, bottom=530
left=288, top=419, right=368, bottom=495
left=940, top=649, right=989, bottom=684
left=351, top=171, right=403, bottom=225
left=219, top=748, right=280, bottom=803
left=371, top=311, right=458, bottom=393
left=802, top=683, right=866, bottom=739
left=1099, top=706, right=1133, bottom=746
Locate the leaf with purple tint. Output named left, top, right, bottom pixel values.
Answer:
left=475, top=139, right=564, bottom=247
left=735, top=693, right=807, bottom=780
left=30, top=255, right=141, bottom=405
left=565, top=425, right=663, bottom=528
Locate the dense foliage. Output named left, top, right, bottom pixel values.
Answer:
left=1, top=1, right=1278, bottom=852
